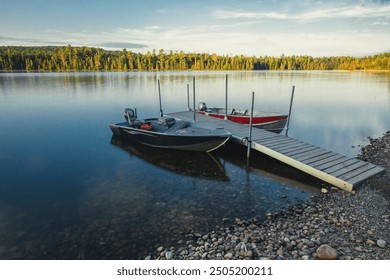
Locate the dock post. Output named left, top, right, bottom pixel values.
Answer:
left=225, top=74, right=228, bottom=120
left=158, top=79, right=163, bottom=117
left=193, top=77, right=196, bottom=121
left=285, top=85, right=295, bottom=136
left=187, top=84, right=190, bottom=111
left=247, top=92, right=255, bottom=159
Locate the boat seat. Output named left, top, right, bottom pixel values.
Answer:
left=165, top=120, right=188, bottom=133
left=158, top=117, right=176, bottom=127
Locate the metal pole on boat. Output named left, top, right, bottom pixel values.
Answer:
left=158, top=79, right=163, bottom=117
left=225, top=74, right=228, bottom=120
left=285, top=85, right=295, bottom=136
left=193, top=76, right=196, bottom=121
left=187, top=84, right=190, bottom=111
left=247, top=92, right=255, bottom=159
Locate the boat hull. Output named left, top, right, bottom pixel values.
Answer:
left=109, top=122, right=230, bottom=152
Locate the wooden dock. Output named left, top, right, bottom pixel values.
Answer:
left=167, top=111, right=385, bottom=192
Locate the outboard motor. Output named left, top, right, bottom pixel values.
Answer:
left=124, top=108, right=137, bottom=124
left=198, top=102, right=207, bottom=112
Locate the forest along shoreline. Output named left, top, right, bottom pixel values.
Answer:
left=1, top=46, right=389, bottom=71
left=146, top=131, right=390, bottom=260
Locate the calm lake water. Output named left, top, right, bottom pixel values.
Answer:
left=0, top=71, right=389, bottom=259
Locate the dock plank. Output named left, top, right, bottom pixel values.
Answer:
left=302, top=152, right=337, bottom=165
left=275, top=143, right=314, bottom=154
left=314, top=157, right=352, bottom=170
left=251, top=135, right=282, bottom=142
left=293, top=149, right=331, bottom=162
left=344, top=166, right=385, bottom=185
left=330, top=161, right=369, bottom=178
left=306, top=154, right=344, bottom=166
left=261, top=138, right=299, bottom=148
left=284, top=146, right=320, bottom=157
left=322, top=158, right=360, bottom=173
left=260, top=138, right=295, bottom=147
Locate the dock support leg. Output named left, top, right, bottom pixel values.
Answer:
left=158, top=79, right=163, bottom=117
left=247, top=92, right=255, bottom=159
left=193, top=77, right=196, bottom=121
left=187, top=84, right=190, bottom=111
left=225, top=74, right=228, bottom=120
left=285, top=85, right=295, bottom=136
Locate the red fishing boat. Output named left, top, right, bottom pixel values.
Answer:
left=197, top=102, right=288, bottom=134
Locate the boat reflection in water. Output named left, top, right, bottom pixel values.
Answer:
left=110, top=136, right=229, bottom=181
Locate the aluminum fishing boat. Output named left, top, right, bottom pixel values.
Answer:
left=109, top=108, right=231, bottom=152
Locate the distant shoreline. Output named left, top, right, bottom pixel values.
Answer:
left=1, top=69, right=389, bottom=74
left=1, top=46, right=389, bottom=72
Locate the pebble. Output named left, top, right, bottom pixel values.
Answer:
left=165, top=251, right=173, bottom=260
left=366, top=239, right=376, bottom=246
left=157, top=246, right=164, bottom=252
left=316, top=244, right=338, bottom=260
left=224, top=253, right=233, bottom=259
left=377, top=240, right=386, bottom=248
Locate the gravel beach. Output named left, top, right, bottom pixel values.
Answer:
left=147, top=131, right=390, bottom=260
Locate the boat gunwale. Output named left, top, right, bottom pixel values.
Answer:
left=110, top=121, right=231, bottom=138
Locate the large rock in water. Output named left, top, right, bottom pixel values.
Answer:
left=316, top=244, right=338, bottom=260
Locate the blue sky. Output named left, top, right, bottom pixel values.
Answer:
left=1, top=0, right=389, bottom=56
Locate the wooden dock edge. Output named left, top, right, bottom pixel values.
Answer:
left=231, top=135, right=384, bottom=192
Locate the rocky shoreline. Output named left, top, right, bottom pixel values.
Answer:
left=147, top=131, right=390, bottom=260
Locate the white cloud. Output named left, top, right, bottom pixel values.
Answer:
left=300, top=4, right=390, bottom=20
left=371, top=19, right=389, bottom=25
left=213, top=3, right=390, bottom=21
left=107, top=23, right=390, bottom=56
left=213, top=10, right=290, bottom=20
